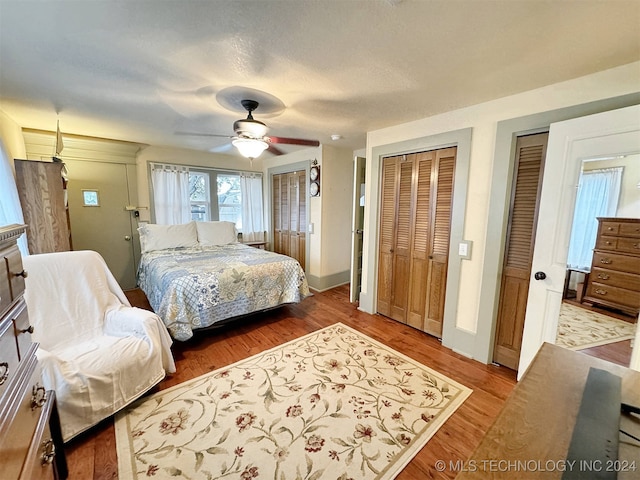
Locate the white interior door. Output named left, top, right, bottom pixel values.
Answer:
left=519, top=104, right=640, bottom=378
left=66, top=159, right=139, bottom=289
left=350, top=156, right=366, bottom=303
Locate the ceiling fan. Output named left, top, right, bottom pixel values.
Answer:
left=177, top=99, right=320, bottom=159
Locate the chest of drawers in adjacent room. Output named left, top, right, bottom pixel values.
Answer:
left=583, top=217, right=640, bottom=316
left=0, top=224, right=67, bottom=479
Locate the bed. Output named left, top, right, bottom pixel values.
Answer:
left=137, top=221, right=310, bottom=341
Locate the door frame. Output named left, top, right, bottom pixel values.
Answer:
left=476, top=93, right=640, bottom=369
left=266, top=160, right=311, bottom=270
left=349, top=155, right=366, bottom=303
left=359, top=128, right=472, bottom=353
left=520, top=105, right=640, bottom=376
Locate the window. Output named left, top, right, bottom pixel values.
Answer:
left=189, top=172, right=210, bottom=221
left=216, top=174, right=241, bottom=227
left=188, top=171, right=242, bottom=228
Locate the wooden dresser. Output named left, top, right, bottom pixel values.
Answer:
left=0, top=224, right=67, bottom=479
left=14, top=160, right=72, bottom=254
left=583, top=217, right=640, bottom=316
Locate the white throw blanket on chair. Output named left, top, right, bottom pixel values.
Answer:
left=23, top=250, right=176, bottom=441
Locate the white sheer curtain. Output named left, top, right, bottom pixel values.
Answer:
left=567, top=167, right=623, bottom=269
left=150, top=163, right=191, bottom=224
left=239, top=173, right=264, bottom=242
left=0, top=140, right=29, bottom=255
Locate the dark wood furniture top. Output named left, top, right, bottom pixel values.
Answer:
left=456, top=342, right=640, bottom=479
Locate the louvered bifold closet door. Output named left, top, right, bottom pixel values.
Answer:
left=288, top=172, right=300, bottom=264
left=424, top=147, right=456, bottom=337
left=281, top=174, right=291, bottom=256
left=406, top=151, right=434, bottom=329
left=272, top=175, right=282, bottom=254
left=493, top=133, right=548, bottom=370
left=377, top=155, right=402, bottom=318
left=297, top=172, right=306, bottom=271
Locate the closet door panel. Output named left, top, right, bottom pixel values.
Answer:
left=389, top=159, right=414, bottom=321
left=377, top=157, right=400, bottom=317
left=424, top=148, right=456, bottom=337
left=407, top=152, right=434, bottom=329
left=297, top=173, right=306, bottom=270
left=493, top=133, right=547, bottom=369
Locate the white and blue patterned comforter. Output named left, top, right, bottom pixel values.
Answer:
left=137, top=244, right=310, bottom=341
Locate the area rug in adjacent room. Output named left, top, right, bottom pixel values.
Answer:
left=555, top=302, right=637, bottom=350
left=115, top=323, right=472, bottom=479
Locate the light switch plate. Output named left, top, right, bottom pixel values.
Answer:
left=458, top=240, right=472, bottom=259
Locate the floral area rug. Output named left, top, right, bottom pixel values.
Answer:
left=555, top=302, right=637, bottom=350
left=115, top=323, right=472, bottom=479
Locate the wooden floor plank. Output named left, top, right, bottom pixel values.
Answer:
left=62, top=285, right=626, bottom=479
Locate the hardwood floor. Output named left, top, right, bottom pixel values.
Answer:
left=65, top=286, right=516, bottom=479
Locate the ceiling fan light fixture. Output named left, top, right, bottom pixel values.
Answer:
left=232, top=137, right=269, bottom=159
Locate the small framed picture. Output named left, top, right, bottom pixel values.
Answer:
left=82, top=189, right=100, bottom=207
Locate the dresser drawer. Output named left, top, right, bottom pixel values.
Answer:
left=590, top=267, right=640, bottom=291
left=20, top=421, right=56, bottom=480
left=4, top=244, right=26, bottom=300
left=9, top=299, right=33, bottom=359
left=592, top=250, right=640, bottom=274
left=619, top=221, right=640, bottom=238
left=600, top=221, right=621, bottom=236
left=586, top=282, right=640, bottom=310
left=0, top=317, right=20, bottom=403
left=0, top=272, right=10, bottom=317
left=616, top=237, right=640, bottom=255
left=595, top=235, right=618, bottom=251
left=19, top=391, right=59, bottom=480
left=0, top=355, right=43, bottom=479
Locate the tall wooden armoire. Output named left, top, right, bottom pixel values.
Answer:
left=14, top=160, right=71, bottom=254
left=272, top=170, right=306, bottom=270
left=377, top=147, right=456, bottom=337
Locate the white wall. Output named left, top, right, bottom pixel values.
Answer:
left=0, top=109, right=27, bottom=164
left=361, top=61, right=640, bottom=358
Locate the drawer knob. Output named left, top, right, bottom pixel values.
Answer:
left=20, top=325, right=34, bottom=334
left=41, top=439, right=56, bottom=465
left=600, top=258, right=612, bottom=265
left=595, top=288, right=608, bottom=295
left=0, top=362, right=8, bottom=386
left=597, top=273, right=610, bottom=280
left=13, top=269, right=28, bottom=278
left=31, top=383, right=47, bottom=410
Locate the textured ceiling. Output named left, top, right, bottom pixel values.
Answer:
left=1, top=0, right=639, bottom=157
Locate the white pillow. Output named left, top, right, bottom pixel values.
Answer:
left=138, top=221, right=198, bottom=253
left=196, top=221, right=238, bottom=246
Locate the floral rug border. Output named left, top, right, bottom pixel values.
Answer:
left=555, top=302, right=637, bottom=351
left=115, top=322, right=472, bottom=479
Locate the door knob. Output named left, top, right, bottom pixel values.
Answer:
left=534, top=271, right=546, bottom=280
left=124, top=235, right=131, bottom=241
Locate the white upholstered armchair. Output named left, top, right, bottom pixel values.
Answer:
left=23, top=250, right=176, bottom=442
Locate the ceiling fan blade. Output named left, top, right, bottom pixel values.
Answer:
left=267, top=144, right=285, bottom=156
left=267, top=136, right=320, bottom=147
left=175, top=131, right=233, bottom=138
